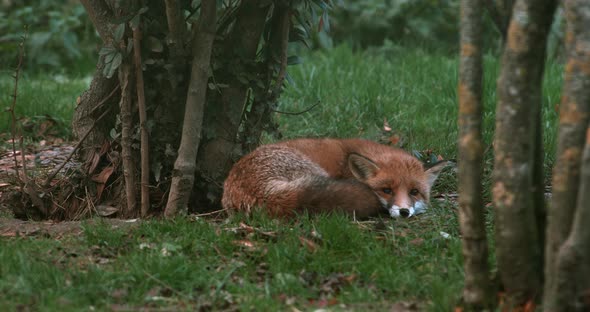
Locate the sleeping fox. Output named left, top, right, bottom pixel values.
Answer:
left=222, top=138, right=448, bottom=219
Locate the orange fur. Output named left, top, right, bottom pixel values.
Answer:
left=222, top=138, right=447, bottom=218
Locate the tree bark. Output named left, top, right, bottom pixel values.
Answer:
left=457, top=0, right=492, bottom=308
left=485, top=0, right=515, bottom=41
left=552, top=127, right=590, bottom=311
left=543, top=0, right=590, bottom=309
left=492, top=0, right=556, bottom=307
left=196, top=1, right=271, bottom=192
left=242, top=4, right=291, bottom=153
left=164, top=0, right=186, bottom=61
left=73, top=0, right=118, bottom=163
left=118, top=62, right=137, bottom=217
left=132, top=20, right=150, bottom=217
left=165, top=0, right=217, bottom=217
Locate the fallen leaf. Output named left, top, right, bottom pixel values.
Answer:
left=440, top=231, right=451, bottom=239
left=391, top=301, right=419, bottom=311
left=92, top=166, right=114, bottom=184
left=110, top=288, right=128, bottom=300
left=410, top=238, right=424, bottom=246
left=232, top=239, right=267, bottom=255
left=299, top=236, right=319, bottom=253
left=389, top=134, right=401, bottom=145
left=523, top=300, right=536, bottom=312
left=96, top=205, right=119, bottom=217
left=383, top=118, right=392, bottom=132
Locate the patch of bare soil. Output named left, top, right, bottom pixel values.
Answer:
left=0, top=217, right=140, bottom=239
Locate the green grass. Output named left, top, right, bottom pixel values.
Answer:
left=0, top=45, right=563, bottom=310
left=279, top=46, right=562, bottom=164
left=0, top=203, right=462, bottom=311
left=0, top=71, right=90, bottom=138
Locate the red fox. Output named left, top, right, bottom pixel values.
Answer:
left=222, top=138, right=449, bottom=219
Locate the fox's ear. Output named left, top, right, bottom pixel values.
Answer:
left=349, top=153, right=380, bottom=181
left=425, top=160, right=454, bottom=187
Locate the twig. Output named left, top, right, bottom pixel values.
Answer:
left=43, top=106, right=113, bottom=187
left=88, top=84, right=120, bottom=116
left=9, top=29, right=27, bottom=186
left=272, top=6, right=291, bottom=97
left=19, top=137, right=28, bottom=184
left=272, top=100, right=320, bottom=115
left=191, top=208, right=228, bottom=217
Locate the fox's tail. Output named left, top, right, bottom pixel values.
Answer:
left=265, top=176, right=385, bottom=219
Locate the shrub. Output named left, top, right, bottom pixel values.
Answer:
left=0, top=0, right=98, bottom=71
left=323, top=0, right=505, bottom=53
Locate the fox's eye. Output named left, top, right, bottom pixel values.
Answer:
left=409, top=189, right=420, bottom=196
left=382, top=188, right=392, bottom=194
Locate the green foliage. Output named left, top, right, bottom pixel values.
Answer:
left=327, top=0, right=461, bottom=49
left=320, top=0, right=505, bottom=53
left=0, top=1, right=98, bottom=71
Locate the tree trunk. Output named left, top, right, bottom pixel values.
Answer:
left=241, top=3, right=291, bottom=153
left=74, top=1, right=118, bottom=162
left=492, top=0, right=556, bottom=307
left=552, top=127, right=590, bottom=311
left=543, top=0, right=590, bottom=309
left=457, top=0, right=492, bottom=308
left=485, top=0, right=515, bottom=42
left=118, top=62, right=137, bottom=217
left=195, top=1, right=271, bottom=201
left=165, top=0, right=217, bottom=217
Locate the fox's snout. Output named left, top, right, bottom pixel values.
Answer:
left=387, top=201, right=427, bottom=219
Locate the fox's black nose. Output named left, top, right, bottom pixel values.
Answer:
left=399, top=208, right=410, bottom=218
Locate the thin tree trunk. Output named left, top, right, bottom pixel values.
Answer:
left=197, top=1, right=271, bottom=188
left=544, top=0, right=590, bottom=309
left=164, top=0, right=217, bottom=217
left=164, top=0, right=186, bottom=61
left=242, top=4, right=291, bottom=153
left=552, top=127, right=590, bottom=311
left=492, top=0, right=556, bottom=307
left=133, top=21, right=150, bottom=217
left=118, top=62, right=137, bottom=217
left=458, top=0, right=491, bottom=308
left=485, top=0, right=515, bottom=41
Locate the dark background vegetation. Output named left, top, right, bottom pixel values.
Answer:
left=0, top=0, right=514, bottom=74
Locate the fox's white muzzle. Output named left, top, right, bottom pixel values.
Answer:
left=388, top=201, right=427, bottom=218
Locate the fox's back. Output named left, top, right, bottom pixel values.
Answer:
left=278, top=138, right=421, bottom=178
